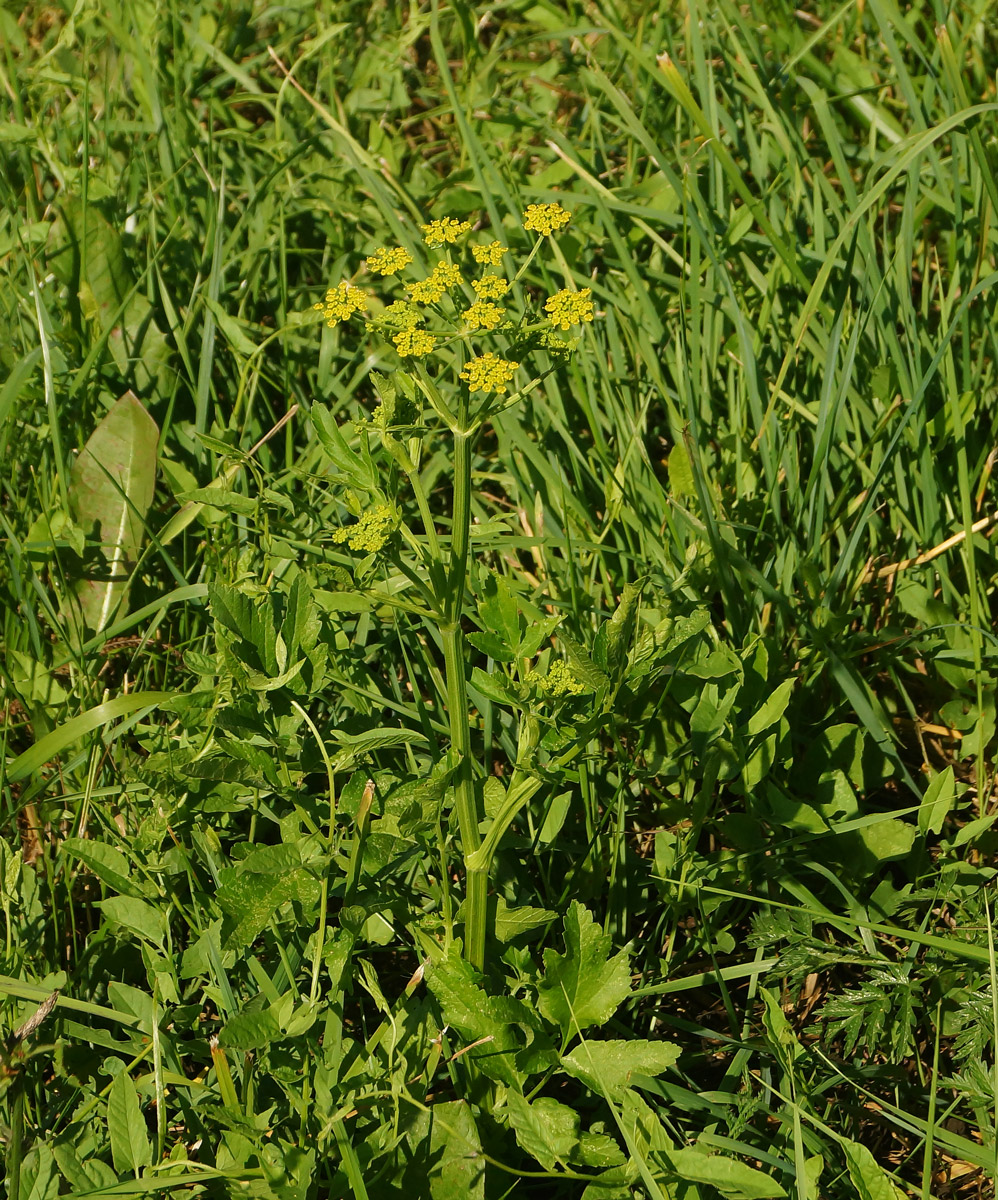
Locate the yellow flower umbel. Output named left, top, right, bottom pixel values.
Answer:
left=460, top=353, right=519, bottom=394
left=471, top=274, right=508, bottom=300
left=522, top=202, right=571, bottom=236
left=409, top=261, right=463, bottom=304
left=421, top=217, right=471, bottom=248
left=366, top=246, right=413, bottom=276
left=381, top=300, right=422, bottom=329
left=471, top=241, right=507, bottom=266
left=393, top=329, right=436, bottom=357
left=544, top=287, right=594, bottom=331
left=534, top=660, right=585, bottom=697
left=332, top=504, right=397, bottom=553
left=462, top=301, right=503, bottom=331
left=313, top=283, right=368, bottom=327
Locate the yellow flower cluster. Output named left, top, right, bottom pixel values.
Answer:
left=471, top=274, right=508, bottom=300
left=544, top=287, right=594, bottom=331
left=393, top=329, right=436, bottom=357
left=460, top=352, right=519, bottom=394
left=409, top=261, right=463, bottom=304
left=536, top=660, right=585, bottom=697
left=313, top=283, right=368, bottom=327
left=382, top=300, right=421, bottom=329
left=471, top=241, right=507, bottom=266
left=421, top=217, right=471, bottom=248
left=463, top=301, right=503, bottom=331
left=332, top=504, right=396, bottom=553
left=366, top=246, right=413, bottom=276
left=522, top=202, right=571, bottom=236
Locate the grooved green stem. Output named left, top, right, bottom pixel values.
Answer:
left=444, top=426, right=487, bottom=969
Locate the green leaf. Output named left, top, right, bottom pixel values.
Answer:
left=561, top=1038, right=681, bottom=1098
left=19, top=1143, right=59, bottom=1200
left=311, top=402, right=377, bottom=490
left=536, top=902, right=631, bottom=1036
left=669, top=1148, right=787, bottom=1198
left=50, top=199, right=170, bottom=392
left=98, top=896, right=168, bottom=947
left=746, top=678, right=795, bottom=737
left=505, top=1090, right=579, bottom=1170
left=841, top=1140, right=905, bottom=1200
left=668, top=443, right=696, bottom=496
left=217, top=869, right=320, bottom=951
left=426, top=1100, right=485, bottom=1200
left=178, top=486, right=257, bottom=515
left=107, top=1070, right=152, bottom=1175
left=62, top=838, right=153, bottom=900
left=425, top=945, right=532, bottom=1086
left=494, top=897, right=557, bottom=942
left=220, top=1009, right=281, bottom=1051
left=852, top=818, right=918, bottom=863
left=918, top=765, right=954, bottom=836
left=593, top=581, right=643, bottom=679
left=68, top=392, right=159, bottom=633
left=478, top=571, right=521, bottom=653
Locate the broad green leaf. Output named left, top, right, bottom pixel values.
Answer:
left=841, top=1140, right=905, bottom=1200
left=852, top=818, right=918, bottom=863
left=178, top=486, right=257, bottom=515
left=494, top=897, right=557, bottom=942
left=427, top=1100, right=485, bottom=1200
left=668, top=442, right=696, bottom=496
left=746, top=677, right=795, bottom=737
left=478, top=571, right=521, bottom=652
left=50, top=199, right=170, bottom=392
left=62, top=838, right=153, bottom=900
left=505, top=1090, right=579, bottom=1170
left=918, top=765, right=954, bottom=836
left=107, top=1070, right=152, bottom=1175
left=536, top=902, right=631, bottom=1036
left=425, top=944, right=531, bottom=1086
left=19, top=1143, right=58, bottom=1200
left=98, top=896, right=168, bottom=947
left=561, top=1038, right=681, bottom=1098
left=669, top=1148, right=787, bottom=1198
left=593, top=580, right=643, bottom=679
left=217, top=869, right=320, bottom=951
left=220, top=1009, right=281, bottom=1050
left=311, top=402, right=377, bottom=490
left=68, top=392, right=159, bottom=633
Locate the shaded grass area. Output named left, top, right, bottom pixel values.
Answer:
left=2, top=0, right=998, bottom=1196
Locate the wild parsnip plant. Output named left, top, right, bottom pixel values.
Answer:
left=311, top=203, right=594, bottom=968
left=3, top=1, right=998, bottom=1197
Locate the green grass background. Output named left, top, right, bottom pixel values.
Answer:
left=3, top=0, right=998, bottom=1196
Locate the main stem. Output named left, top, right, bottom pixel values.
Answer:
left=443, top=421, right=487, bottom=970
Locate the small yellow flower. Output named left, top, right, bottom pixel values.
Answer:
left=536, top=660, right=585, bottom=697
left=460, top=352, right=519, bottom=394
left=522, top=202, right=571, bottom=236
left=366, top=246, right=413, bottom=276
left=409, top=261, right=462, bottom=304
left=409, top=275, right=446, bottom=304
left=471, top=274, right=508, bottom=300
left=544, top=287, right=594, bottom=331
left=332, top=504, right=397, bottom=553
left=393, top=329, right=437, bottom=358
left=421, top=217, right=471, bottom=248
left=463, top=301, right=503, bottom=331
left=382, top=300, right=422, bottom=329
left=431, top=261, right=462, bottom=288
left=471, top=241, right=507, bottom=266
left=313, top=283, right=368, bottom=326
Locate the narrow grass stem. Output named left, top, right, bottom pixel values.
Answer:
left=442, top=423, right=487, bottom=969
